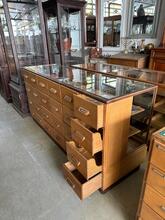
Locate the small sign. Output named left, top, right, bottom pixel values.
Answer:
left=160, top=130, right=165, bottom=137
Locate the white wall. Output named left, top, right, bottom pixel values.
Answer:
left=99, top=0, right=165, bottom=55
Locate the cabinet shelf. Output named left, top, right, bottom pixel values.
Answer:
left=128, top=126, right=141, bottom=138
left=154, top=103, right=165, bottom=114
left=151, top=113, right=165, bottom=129
left=131, top=105, right=145, bottom=116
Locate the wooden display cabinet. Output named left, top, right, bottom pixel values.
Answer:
left=149, top=48, right=165, bottom=71
left=23, top=64, right=157, bottom=200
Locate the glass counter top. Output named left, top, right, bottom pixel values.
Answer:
left=73, top=63, right=165, bottom=88
left=24, top=64, right=157, bottom=103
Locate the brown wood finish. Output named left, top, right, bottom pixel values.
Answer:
left=61, top=86, right=78, bottom=110
left=137, top=128, right=165, bottom=219
left=139, top=202, right=163, bottom=220
left=71, top=118, right=103, bottom=156
left=74, top=94, right=104, bottom=130
left=63, top=105, right=74, bottom=126
left=63, top=162, right=102, bottom=200
left=66, top=141, right=102, bottom=180
left=149, top=48, right=165, bottom=71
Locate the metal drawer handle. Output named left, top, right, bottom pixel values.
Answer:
left=64, top=95, right=72, bottom=103
left=160, top=206, right=165, bottom=212
left=72, top=131, right=85, bottom=147
left=41, top=99, right=47, bottom=104
left=156, top=144, right=165, bottom=152
left=68, top=154, right=80, bottom=167
left=56, top=124, right=60, bottom=128
left=36, top=107, right=40, bottom=111
left=33, top=92, right=38, bottom=97
left=152, top=168, right=165, bottom=179
left=49, top=88, right=57, bottom=94
left=29, top=101, right=32, bottom=105
left=43, top=113, right=49, bottom=119
left=55, top=108, right=59, bottom=112
left=78, top=107, right=90, bottom=116
left=39, top=82, right=46, bottom=88
left=66, top=177, right=75, bottom=189
left=31, top=78, right=36, bottom=83
left=24, top=75, right=28, bottom=79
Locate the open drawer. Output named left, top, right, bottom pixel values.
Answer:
left=73, top=94, right=104, bottom=130
left=63, top=162, right=102, bottom=200
left=71, top=118, right=102, bottom=155
left=66, top=141, right=102, bottom=179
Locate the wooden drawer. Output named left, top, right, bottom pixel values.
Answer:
left=71, top=118, right=102, bottom=155
left=64, top=123, right=72, bottom=140
left=139, top=202, right=163, bottom=220
left=48, top=81, right=61, bottom=103
left=144, top=185, right=165, bottom=218
left=40, top=93, right=63, bottom=120
left=66, top=141, right=102, bottom=180
left=40, top=106, right=64, bottom=136
left=63, top=105, right=74, bottom=126
left=74, top=94, right=104, bottom=130
left=61, top=86, right=78, bottom=110
left=147, top=164, right=165, bottom=197
left=37, top=76, right=48, bottom=95
left=24, top=71, right=37, bottom=87
left=28, top=87, right=41, bottom=105
left=63, top=161, right=102, bottom=200
left=151, top=140, right=165, bottom=171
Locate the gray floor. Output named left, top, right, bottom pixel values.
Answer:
left=0, top=95, right=145, bottom=220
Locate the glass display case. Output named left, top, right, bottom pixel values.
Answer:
left=42, top=0, right=86, bottom=66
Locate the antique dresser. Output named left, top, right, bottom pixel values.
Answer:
left=137, top=128, right=165, bottom=220
left=23, top=64, right=157, bottom=199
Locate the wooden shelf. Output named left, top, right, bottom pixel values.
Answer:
left=131, top=105, right=145, bottom=116
left=128, top=126, right=141, bottom=138
left=151, top=113, right=165, bottom=129
left=154, top=103, right=165, bottom=114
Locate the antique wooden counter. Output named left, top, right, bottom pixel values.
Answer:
left=23, top=64, right=157, bottom=199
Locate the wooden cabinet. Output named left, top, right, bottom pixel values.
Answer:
left=23, top=65, right=156, bottom=200
left=137, top=128, right=165, bottom=220
left=107, top=53, right=149, bottom=68
left=149, top=48, right=165, bottom=71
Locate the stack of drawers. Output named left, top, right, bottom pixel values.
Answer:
left=23, top=70, right=79, bottom=151
left=23, top=70, right=105, bottom=199
left=138, top=127, right=165, bottom=220
left=63, top=94, right=104, bottom=199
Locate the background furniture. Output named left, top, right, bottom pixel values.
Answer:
left=23, top=64, right=156, bottom=200
left=149, top=48, right=165, bottom=71
left=137, top=128, right=165, bottom=220
left=42, top=0, right=86, bottom=66
left=107, top=53, right=149, bottom=68
left=86, top=15, right=96, bottom=47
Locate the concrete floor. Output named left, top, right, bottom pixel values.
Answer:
left=0, top=95, right=145, bottom=220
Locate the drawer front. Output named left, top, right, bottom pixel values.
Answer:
left=61, top=86, right=78, bottom=110
left=48, top=81, right=61, bottom=103
left=64, top=123, right=72, bottom=140
left=63, top=161, right=102, bottom=200
left=63, top=105, right=74, bottom=126
left=39, top=93, right=62, bottom=120
left=144, top=185, right=165, bottom=218
left=147, top=164, right=165, bottom=197
left=24, top=72, right=37, bottom=87
left=37, top=76, right=48, bottom=95
left=29, top=87, right=41, bottom=105
left=71, top=118, right=102, bottom=155
left=40, top=107, right=64, bottom=136
left=139, top=202, right=163, bottom=220
left=74, top=94, right=104, bottom=130
left=66, top=141, right=102, bottom=180
left=151, top=140, right=165, bottom=171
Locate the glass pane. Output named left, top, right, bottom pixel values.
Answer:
left=0, top=1, right=17, bottom=79
left=59, top=6, right=83, bottom=65
left=131, top=0, right=157, bottom=35
left=7, top=0, right=45, bottom=67
left=103, top=0, right=122, bottom=47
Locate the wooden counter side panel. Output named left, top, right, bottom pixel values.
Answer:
left=102, top=97, right=133, bottom=190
